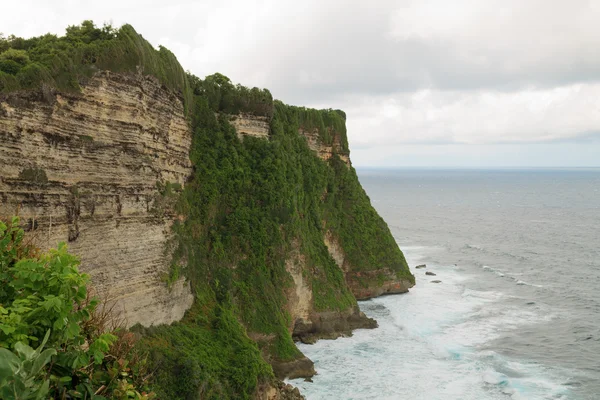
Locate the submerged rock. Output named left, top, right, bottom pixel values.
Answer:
left=415, top=264, right=426, bottom=269
left=425, top=271, right=436, bottom=276
left=431, top=280, right=442, bottom=283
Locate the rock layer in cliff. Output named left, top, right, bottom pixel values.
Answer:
left=0, top=71, right=194, bottom=327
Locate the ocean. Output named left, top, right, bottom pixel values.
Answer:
left=289, top=168, right=600, bottom=400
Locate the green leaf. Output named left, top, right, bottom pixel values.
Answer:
left=34, top=379, right=50, bottom=400
left=14, top=341, right=35, bottom=360
left=0, top=385, right=15, bottom=400
left=31, top=348, right=56, bottom=376
left=37, top=330, right=51, bottom=353
left=0, top=324, right=16, bottom=335
left=81, top=382, right=95, bottom=396
left=0, top=348, right=20, bottom=377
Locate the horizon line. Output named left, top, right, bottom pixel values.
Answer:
left=354, top=165, right=600, bottom=169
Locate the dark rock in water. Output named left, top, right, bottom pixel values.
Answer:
left=431, top=280, right=442, bottom=283
left=526, top=301, right=535, bottom=305
left=304, top=377, right=313, bottom=383
left=415, top=264, right=426, bottom=269
left=425, top=271, right=436, bottom=276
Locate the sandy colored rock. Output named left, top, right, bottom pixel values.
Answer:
left=271, top=356, right=316, bottom=380
left=283, top=241, right=377, bottom=348
left=230, top=113, right=270, bottom=139
left=299, top=128, right=350, bottom=166
left=285, top=248, right=313, bottom=327
left=0, top=71, right=194, bottom=327
left=255, top=381, right=305, bottom=400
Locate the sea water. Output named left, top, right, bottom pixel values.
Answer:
left=290, top=168, right=600, bottom=400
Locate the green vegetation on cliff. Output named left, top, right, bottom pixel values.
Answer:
left=0, top=22, right=189, bottom=105
left=1, top=21, right=414, bottom=399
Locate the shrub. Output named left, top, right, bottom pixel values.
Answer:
left=0, top=48, right=30, bottom=66
left=0, top=59, right=21, bottom=75
left=0, top=217, right=154, bottom=399
left=0, top=330, right=56, bottom=400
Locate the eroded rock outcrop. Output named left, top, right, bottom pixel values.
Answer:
left=255, top=381, right=305, bottom=400
left=230, top=113, right=270, bottom=139
left=324, top=232, right=414, bottom=300
left=285, top=246, right=376, bottom=345
left=272, top=242, right=376, bottom=379
left=299, top=128, right=350, bottom=166
left=0, top=71, right=194, bottom=327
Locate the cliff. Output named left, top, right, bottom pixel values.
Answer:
left=0, top=71, right=194, bottom=327
left=0, top=22, right=414, bottom=399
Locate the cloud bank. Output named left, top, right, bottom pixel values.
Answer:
left=3, top=0, right=600, bottom=165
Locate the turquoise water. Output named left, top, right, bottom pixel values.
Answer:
left=290, top=168, right=600, bottom=400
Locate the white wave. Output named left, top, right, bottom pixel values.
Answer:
left=482, top=265, right=506, bottom=277
left=462, top=288, right=504, bottom=301
left=516, top=280, right=543, bottom=288
left=289, top=255, right=566, bottom=400
left=482, top=370, right=509, bottom=385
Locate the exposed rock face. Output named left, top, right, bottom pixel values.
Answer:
left=285, top=249, right=313, bottom=330
left=255, top=381, right=305, bottom=400
left=323, top=232, right=348, bottom=274
left=230, top=113, right=270, bottom=139
left=348, top=270, right=413, bottom=300
left=284, top=243, right=378, bottom=341
left=270, top=356, right=316, bottom=380
left=324, top=232, right=413, bottom=300
left=0, top=71, right=194, bottom=327
left=293, top=307, right=377, bottom=344
left=277, top=241, right=376, bottom=379
left=229, top=116, right=349, bottom=165
left=299, top=128, right=350, bottom=166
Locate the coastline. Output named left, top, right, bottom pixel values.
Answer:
left=286, top=243, right=577, bottom=400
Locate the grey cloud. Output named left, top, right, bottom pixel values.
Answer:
left=4, top=0, right=599, bottom=104
left=207, top=0, right=600, bottom=104
left=3, top=0, right=600, bottom=163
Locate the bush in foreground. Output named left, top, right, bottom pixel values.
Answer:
left=0, top=217, right=153, bottom=399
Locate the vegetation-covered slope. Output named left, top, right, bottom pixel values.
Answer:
left=0, top=22, right=413, bottom=398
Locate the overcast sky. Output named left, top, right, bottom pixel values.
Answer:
left=3, top=0, right=600, bottom=167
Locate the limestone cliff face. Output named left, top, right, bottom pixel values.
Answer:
left=299, top=128, right=350, bottom=166
left=270, top=244, right=375, bottom=379
left=230, top=114, right=270, bottom=139
left=0, top=70, right=409, bottom=386
left=230, top=115, right=349, bottom=165
left=0, top=71, right=194, bottom=327
left=284, top=246, right=375, bottom=345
